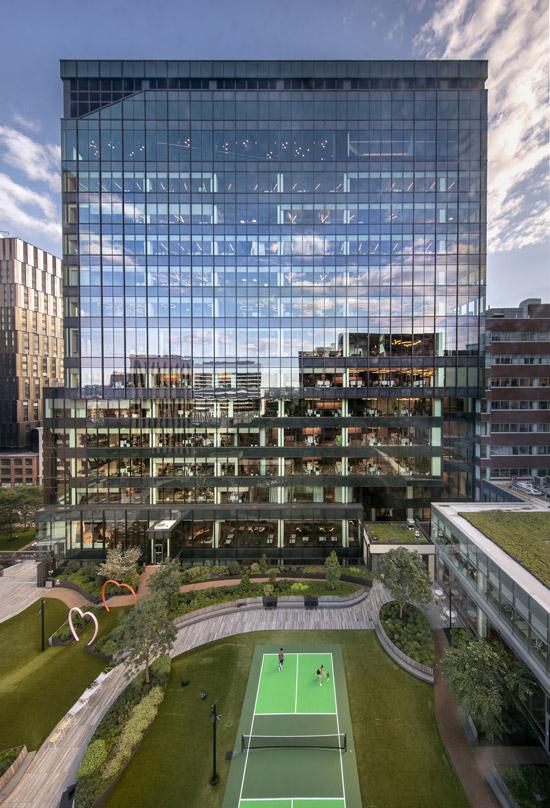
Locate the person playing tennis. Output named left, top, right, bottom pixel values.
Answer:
left=316, top=664, right=329, bottom=687
left=278, top=647, right=285, bottom=672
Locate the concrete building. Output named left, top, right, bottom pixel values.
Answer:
left=42, top=59, right=487, bottom=562
left=479, top=299, right=550, bottom=495
left=0, top=236, right=63, bottom=452
left=432, top=501, right=550, bottom=752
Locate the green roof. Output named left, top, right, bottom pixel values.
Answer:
left=367, top=523, right=428, bottom=544
left=458, top=511, right=550, bottom=589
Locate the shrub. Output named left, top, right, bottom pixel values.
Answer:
left=228, top=560, right=241, bottom=576
left=240, top=567, right=251, bottom=593
left=102, top=687, right=163, bottom=780
left=259, top=555, right=269, bottom=574
left=0, top=747, right=20, bottom=777
left=82, top=562, right=98, bottom=581
left=249, top=562, right=261, bottom=575
left=380, top=602, right=434, bottom=667
left=325, top=551, right=341, bottom=590
left=263, top=583, right=274, bottom=598
left=346, top=565, right=373, bottom=582
left=65, top=559, right=80, bottom=574
left=290, top=582, right=309, bottom=594
left=211, top=565, right=229, bottom=577
left=74, top=661, right=171, bottom=808
left=268, top=567, right=278, bottom=590
left=181, top=565, right=210, bottom=583
left=77, top=740, right=107, bottom=779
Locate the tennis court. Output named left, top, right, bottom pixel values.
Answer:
left=223, top=644, right=361, bottom=808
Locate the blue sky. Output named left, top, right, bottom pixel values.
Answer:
left=0, top=0, right=548, bottom=306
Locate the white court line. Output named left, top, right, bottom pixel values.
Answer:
left=255, top=712, right=336, bottom=716
left=294, top=654, right=299, bottom=714
left=238, top=653, right=266, bottom=806
left=330, top=652, right=347, bottom=808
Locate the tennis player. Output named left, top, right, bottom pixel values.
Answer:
left=278, top=647, right=285, bottom=671
left=316, top=664, right=327, bottom=686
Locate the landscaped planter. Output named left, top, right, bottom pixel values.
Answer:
left=262, top=596, right=278, bottom=609
left=74, top=659, right=171, bottom=808
left=0, top=745, right=27, bottom=791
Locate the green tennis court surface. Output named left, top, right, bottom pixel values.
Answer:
left=223, top=645, right=361, bottom=808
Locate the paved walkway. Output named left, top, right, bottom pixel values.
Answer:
left=0, top=562, right=41, bottom=623
left=2, top=591, right=373, bottom=808
left=0, top=562, right=91, bottom=624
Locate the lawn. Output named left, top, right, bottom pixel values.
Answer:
left=366, top=522, right=428, bottom=544
left=0, top=527, right=36, bottom=551
left=459, top=511, right=550, bottom=587
left=0, top=600, right=126, bottom=752
left=105, top=631, right=467, bottom=808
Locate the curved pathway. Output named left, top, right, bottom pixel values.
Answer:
left=2, top=590, right=374, bottom=808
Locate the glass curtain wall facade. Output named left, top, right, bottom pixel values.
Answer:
left=42, top=60, right=488, bottom=562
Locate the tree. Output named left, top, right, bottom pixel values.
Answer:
left=442, top=637, right=533, bottom=741
left=0, top=485, right=43, bottom=533
left=324, top=550, right=341, bottom=591
left=110, top=596, right=176, bottom=684
left=0, top=488, right=20, bottom=534
left=17, top=485, right=43, bottom=528
left=374, top=547, right=432, bottom=618
left=148, top=559, right=182, bottom=610
left=98, top=546, right=141, bottom=582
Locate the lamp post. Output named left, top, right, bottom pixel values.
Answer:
left=39, top=598, right=45, bottom=652
left=210, top=701, right=221, bottom=785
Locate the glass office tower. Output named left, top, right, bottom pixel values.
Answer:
left=42, top=60, right=487, bottom=563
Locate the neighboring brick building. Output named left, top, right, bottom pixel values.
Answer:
left=479, top=298, right=550, bottom=490
left=0, top=450, right=41, bottom=486
left=0, top=236, right=63, bottom=450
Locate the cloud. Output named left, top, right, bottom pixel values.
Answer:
left=386, top=12, right=405, bottom=43
left=0, top=123, right=61, bottom=250
left=414, top=0, right=549, bottom=253
left=0, top=124, right=60, bottom=191
left=11, top=113, right=41, bottom=133
left=0, top=173, right=61, bottom=242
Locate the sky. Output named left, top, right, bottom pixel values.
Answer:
left=0, top=0, right=548, bottom=307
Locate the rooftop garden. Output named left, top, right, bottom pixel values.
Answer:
left=367, top=522, right=428, bottom=544
left=458, top=511, right=550, bottom=588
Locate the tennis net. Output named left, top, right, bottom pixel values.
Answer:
left=241, top=733, right=346, bottom=751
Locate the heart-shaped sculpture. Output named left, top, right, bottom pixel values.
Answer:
left=101, top=579, right=138, bottom=612
left=68, top=607, right=99, bottom=646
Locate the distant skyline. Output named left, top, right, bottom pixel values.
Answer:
left=1, top=0, right=548, bottom=306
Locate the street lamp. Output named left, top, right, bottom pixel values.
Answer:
left=210, top=701, right=221, bottom=785
left=39, top=598, right=46, bottom=652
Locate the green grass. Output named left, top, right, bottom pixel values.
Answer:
left=459, top=511, right=550, bottom=587
left=0, top=527, right=35, bottom=551
left=0, top=601, right=127, bottom=751
left=366, top=523, right=428, bottom=544
left=497, top=764, right=550, bottom=808
left=104, top=631, right=467, bottom=808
